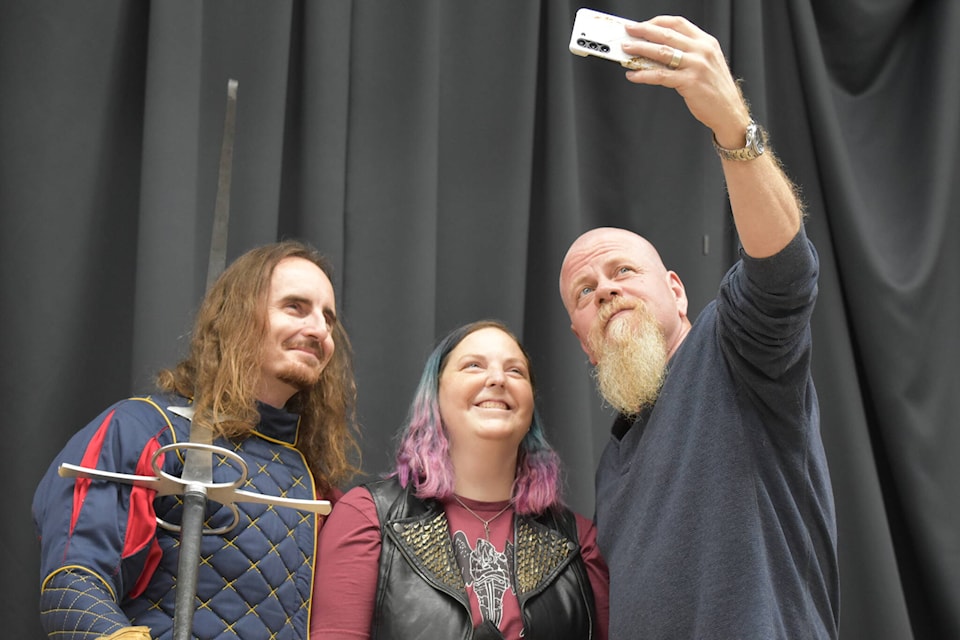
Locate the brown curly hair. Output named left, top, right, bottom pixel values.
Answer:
left=156, top=240, right=360, bottom=494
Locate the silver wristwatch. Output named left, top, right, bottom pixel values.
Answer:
left=713, top=120, right=767, bottom=161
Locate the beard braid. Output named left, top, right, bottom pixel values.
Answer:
left=588, top=301, right=668, bottom=417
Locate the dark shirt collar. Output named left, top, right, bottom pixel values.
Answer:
left=612, top=404, right=653, bottom=440
left=255, top=401, right=301, bottom=445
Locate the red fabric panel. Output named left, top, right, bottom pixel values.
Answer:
left=123, top=438, right=164, bottom=597
left=69, top=409, right=116, bottom=534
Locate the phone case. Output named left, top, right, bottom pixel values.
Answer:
left=569, top=8, right=664, bottom=70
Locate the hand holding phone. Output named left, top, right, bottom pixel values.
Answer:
left=569, top=8, right=665, bottom=70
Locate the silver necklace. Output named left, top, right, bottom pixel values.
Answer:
left=452, top=495, right=513, bottom=540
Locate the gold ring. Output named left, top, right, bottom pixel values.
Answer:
left=668, top=49, right=683, bottom=70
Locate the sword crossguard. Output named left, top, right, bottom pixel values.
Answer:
left=58, top=441, right=331, bottom=535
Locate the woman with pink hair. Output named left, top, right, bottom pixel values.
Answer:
left=311, top=320, right=608, bottom=639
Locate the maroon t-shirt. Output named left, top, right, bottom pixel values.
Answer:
left=309, top=485, right=609, bottom=639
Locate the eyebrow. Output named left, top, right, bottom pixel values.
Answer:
left=278, top=293, right=311, bottom=306
left=567, top=271, right=596, bottom=300
left=278, top=294, right=337, bottom=320
left=454, top=352, right=526, bottom=365
left=571, top=256, right=646, bottom=299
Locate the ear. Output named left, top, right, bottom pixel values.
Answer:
left=667, top=270, right=689, bottom=320
left=571, top=323, right=598, bottom=366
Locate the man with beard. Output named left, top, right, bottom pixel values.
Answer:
left=558, top=15, right=839, bottom=640
left=33, top=241, right=360, bottom=640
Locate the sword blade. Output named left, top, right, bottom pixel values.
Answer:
left=173, top=77, right=238, bottom=640
left=206, top=78, right=238, bottom=292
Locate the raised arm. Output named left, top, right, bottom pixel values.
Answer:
left=621, top=15, right=802, bottom=258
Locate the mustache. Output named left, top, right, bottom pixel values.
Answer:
left=596, top=297, right=638, bottom=327
left=284, top=338, right=325, bottom=360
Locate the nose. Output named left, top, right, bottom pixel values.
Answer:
left=486, top=366, right=506, bottom=387
left=301, top=311, right=330, bottom=340
left=594, top=276, right=622, bottom=305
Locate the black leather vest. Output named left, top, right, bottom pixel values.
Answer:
left=366, top=479, right=596, bottom=640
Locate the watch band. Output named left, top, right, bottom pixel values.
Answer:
left=713, top=120, right=767, bottom=161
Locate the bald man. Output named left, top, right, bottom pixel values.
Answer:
left=558, top=14, right=839, bottom=640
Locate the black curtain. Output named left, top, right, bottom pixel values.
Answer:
left=2, top=1, right=957, bottom=638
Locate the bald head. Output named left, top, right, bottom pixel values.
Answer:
left=558, top=227, right=690, bottom=364
left=559, top=228, right=667, bottom=311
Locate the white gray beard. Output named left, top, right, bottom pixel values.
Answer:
left=589, top=306, right=668, bottom=417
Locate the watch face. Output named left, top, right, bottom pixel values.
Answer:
left=745, top=123, right=764, bottom=156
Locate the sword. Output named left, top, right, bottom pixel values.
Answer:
left=166, top=77, right=241, bottom=640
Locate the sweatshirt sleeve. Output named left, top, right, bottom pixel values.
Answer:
left=716, top=228, right=819, bottom=427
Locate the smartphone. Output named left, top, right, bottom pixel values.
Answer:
left=569, top=8, right=664, bottom=70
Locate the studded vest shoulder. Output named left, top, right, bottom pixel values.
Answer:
left=366, top=478, right=595, bottom=640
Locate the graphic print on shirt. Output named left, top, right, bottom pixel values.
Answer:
left=453, top=530, right=515, bottom=627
